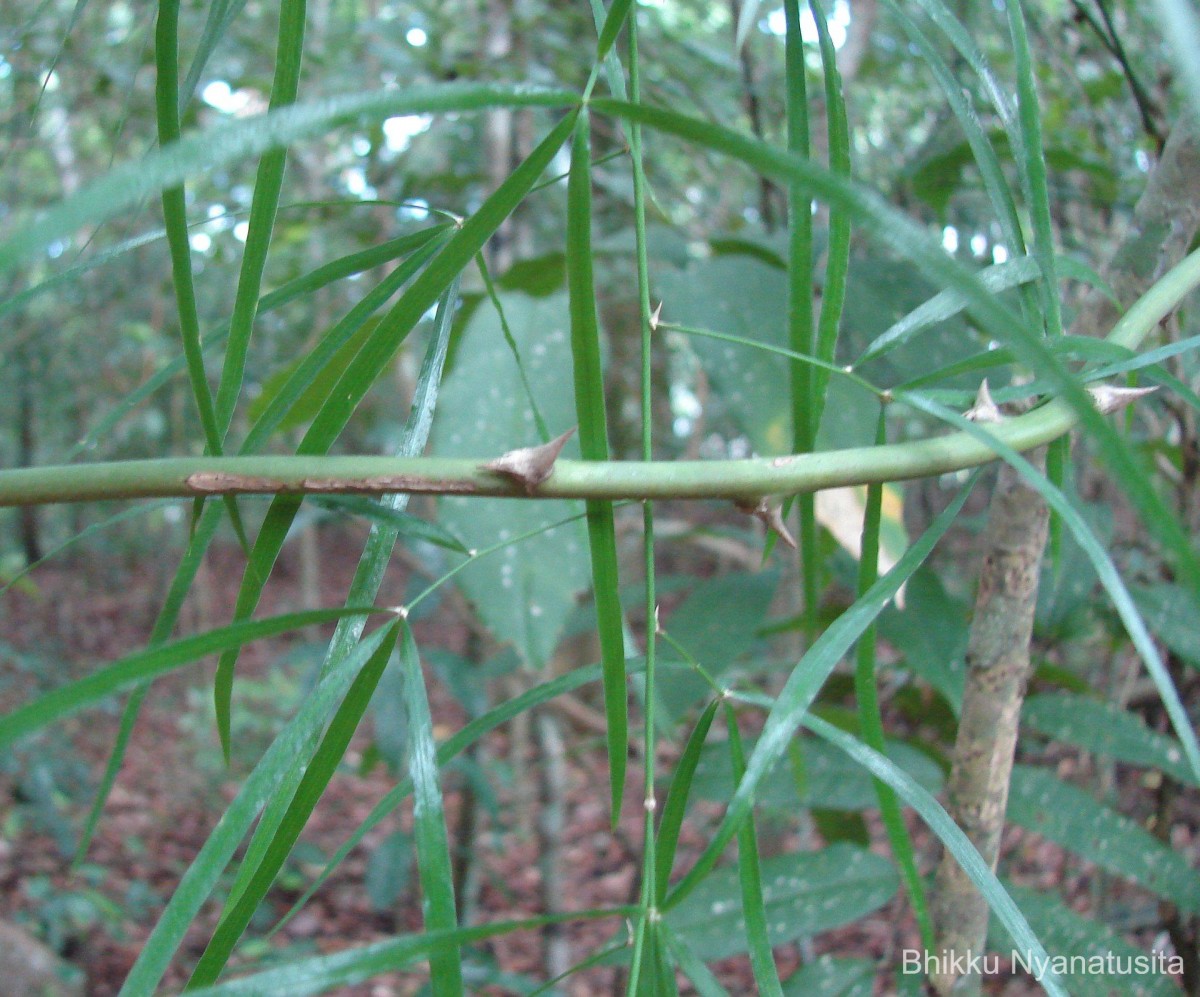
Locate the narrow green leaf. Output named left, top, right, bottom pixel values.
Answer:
left=595, top=0, right=634, bottom=64
left=274, top=658, right=680, bottom=936
left=220, top=283, right=459, bottom=920
left=797, top=716, right=1068, bottom=997
left=311, top=496, right=468, bottom=553
left=882, top=0, right=1024, bottom=254
left=567, top=111, right=627, bottom=821
left=1005, top=0, right=1062, bottom=337
left=474, top=252, right=551, bottom=443
left=783, top=0, right=818, bottom=635
left=156, top=0, right=223, bottom=457
left=117, top=626, right=396, bottom=997
left=856, top=256, right=1106, bottom=367
left=853, top=410, right=934, bottom=949
left=0, top=84, right=578, bottom=274
left=213, top=112, right=576, bottom=758
left=241, top=230, right=450, bottom=448
left=0, top=502, right=168, bottom=598
left=908, top=0, right=1020, bottom=147
left=662, top=924, right=731, bottom=997
left=187, top=627, right=398, bottom=987
left=655, top=700, right=720, bottom=903
left=808, top=0, right=852, bottom=433
left=399, top=624, right=463, bottom=995
left=0, top=227, right=166, bottom=326
left=214, top=0, right=307, bottom=435
left=664, top=473, right=979, bottom=910
left=724, top=704, right=784, bottom=996
left=184, top=910, right=632, bottom=997
left=180, top=0, right=248, bottom=109
left=989, top=883, right=1182, bottom=997
left=0, top=605, right=380, bottom=749
left=67, top=227, right=448, bottom=461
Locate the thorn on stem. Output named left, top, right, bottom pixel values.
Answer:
left=1087, top=382, right=1158, bottom=414
left=735, top=497, right=798, bottom=550
left=964, top=379, right=1004, bottom=423
left=480, top=427, right=576, bottom=495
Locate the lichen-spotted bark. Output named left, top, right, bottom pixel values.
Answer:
left=930, top=456, right=1048, bottom=995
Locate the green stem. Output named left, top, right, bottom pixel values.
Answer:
left=6, top=242, right=1193, bottom=507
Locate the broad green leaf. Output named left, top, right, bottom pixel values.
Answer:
left=794, top=715, right=1067, bottom=996
left=666, top=844, right=897, bottom=963
left=876, top=568, right=968, bottom=711
left=1130, top=583, right=1200, bottom=669
left=365, top=831, right=412, bottom=913
left=658, top=254, right=878, bottom=456
left=658, top=571, right=778, bottom=725
left=434, top=290, right=590, bottom=667
left=987, top=884, right=1182, bottom=996
left=1007, top=766, right=1200, bottom=913
left=1024, top=693, right=1199, bottom=788
left=781, top=957, right=874, bottom=997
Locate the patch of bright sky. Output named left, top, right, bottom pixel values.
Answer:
left=406, top=26, right=427, bottom=46
left=384, top=114, right=433, bottom=152
left=766, top=0, right=850, bottom=47
left=201, top=80, right=259, bottom=115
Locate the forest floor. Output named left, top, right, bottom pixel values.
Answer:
left=0, top=520, right=1180, bottom=995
